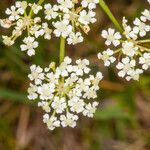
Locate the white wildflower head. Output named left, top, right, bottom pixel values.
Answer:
left=0, top=0, right=99, bottom=55
left=28, top=57, right=103, bottom=130
left=0, top=1, right=52, bottom=56
left=98, top=7, right=150, bottom=81
left=49, top=0, right=98, bottom=44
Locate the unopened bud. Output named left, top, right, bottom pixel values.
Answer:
left=83, top=25, right=90, bottom=34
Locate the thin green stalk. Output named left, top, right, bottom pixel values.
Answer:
left=38, top=0, right=45, bottom=5
left=29, top=0, right=45, bottom=17
left=99, top=0, right=123, bottom=33
left=59, top=37, right=66, bottom=64
left=137, top=45, right=150, bottom=52
left=137, top=39, right=150, bottom=44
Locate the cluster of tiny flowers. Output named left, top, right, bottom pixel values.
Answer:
left=0, top=0, right=98, bottom=56
left=28, top=56, right=103, bottom=130
left=45, top=0, right=98, bottom=44
left=0, top=1, right=48, bottom=56
left=98, top=5, right=150, bottom=81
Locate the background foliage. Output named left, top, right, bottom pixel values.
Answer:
left=0, top=0, right=150, bottom=150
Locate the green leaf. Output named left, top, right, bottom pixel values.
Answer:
left=95, top=103, right=130, bottom=120
left=0, top=88, right=27, bottom=102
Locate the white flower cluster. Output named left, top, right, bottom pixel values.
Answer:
left=98, top=7, right=150, bottom=81
left=45, top=0, right=98, bottom=44
left=0, top=0, right=98, bottom=56
left=0, top=1, right=51, bottom=56
left=28, top=56, right=103, bottom=130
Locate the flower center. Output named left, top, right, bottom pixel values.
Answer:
left=102, top=54, right=109, bottom=60
left=108, top=34, right=115, bottom=41
left=23, top=16, right=32, bottom=27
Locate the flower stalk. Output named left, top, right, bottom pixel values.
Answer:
left=99, top=0, right=123, bottom=33
left=59, top=37, right=66, bottom=64
left=137, top=39, right=150, bottom=44
left=29, top=0, right=45, bottom=17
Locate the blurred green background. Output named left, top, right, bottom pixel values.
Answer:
left=0, top=0, right=150, bottom=150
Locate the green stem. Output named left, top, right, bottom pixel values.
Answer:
left=137, top=39, right=150, bottom=44
left=99, top=0, right=123, bottom=33
left=37, top=0, right=45, bottom=5
left=114, top=48, right=121, bottom=54
left=137, top=45, right=150, bottom=52
left=59, top=37, right=66, bottom=64
left=29, top=0, right=45, bottom=17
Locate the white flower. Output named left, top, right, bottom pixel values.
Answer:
left=65, top=73, right=78, bottom=86
left=68, top=97, right=85, bottom=113
left=27, top=84, right=38, bottom=100
left=122, top=17, right=138, bottom=40
left=90, top=72, right=103, bottom=90
left=67, top=32, right=83, bottom=45
left=56, top=57, right=72, bottom=77
left=29, top=24, right=41, bottom=38
left=126, top=69, right=143, bottom=81
left=139, top=53, right=150, bottom=70
left=53, top=20, right=72, bottom=38
left=41, top=23, right=52, bottom=39
left=75, top=59, right=90, bottom=75
left=1, top=0, right=99, bottom=49
left=16, top=1, right=28, bottom=14
left=83, top=102, right=99, bottom=118
left=101, top=28, right=121, bottom=46
left=76, top=78, right=90, bottom=93
left=122, top=41, right=138, bottom=57
left=83, top=88, right=97, bottom=99
left=51, top=97, right=67, bottom=114
left=43, top=114, right=60, bottom=130
left=60, top=113, right=78, bottom=128
left=38, top=101, right=51, bottom=113
left=28, top=65, right=44, bottom=85
left=97, top=49, right=116, bottom=66
left=2, top=36, right=14, bottom=46
left=28, top=57, right=102, bottom=130
left=29, top=3, right=42, bottom=14
left=133, top=18, right=150, bottom=37
left=100, top=12, right=149, bottom=81
left=81, top=0, right=99, bottom=10
left=44, top=4, right=58, bottom=20
left=141, top=9, right=150, bottom=22
left=38, top=84, right=55, bottom=100
left=5, top=6, right=21, bottom=21
left=57, top=0, right=73, bottom=13
left=20, top=36, right=39, bottom=56
left=78, top=10, right=96, bottom=25
left=116, top=57, right=136, bottom=78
